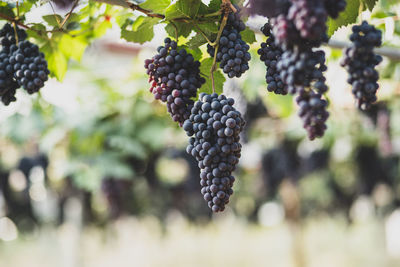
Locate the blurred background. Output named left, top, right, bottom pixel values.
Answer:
left=1, top=1, right=400, bottom=267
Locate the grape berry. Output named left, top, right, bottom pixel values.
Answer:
left=183, top=93, right=245, bottom=212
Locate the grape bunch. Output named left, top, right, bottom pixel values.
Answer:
left=257, top=23, right=287, bottom=95
left=183, top=93, right=245, bottom=212
left=144, top=38, right=205, bottom=125
left=0, top=23, right=49, bottom=105
left=324, top=0, right=347, bottom=19
left=277, top=49, right=328, bottom=94
left=341, top=21, right=382, bottom=110
left=207, top=9, right=251, bottom=78
left=296, top=89, right=329, bottom=140
left=10, top=41, right=50, bottom=94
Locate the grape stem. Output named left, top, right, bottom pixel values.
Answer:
left=210, top=0, right=236, bottom=94
left=358, top=1, right=364, bottom=24
left=16, top=1, right=20, bottom=19
left=12, top=22, right=19, bottom=45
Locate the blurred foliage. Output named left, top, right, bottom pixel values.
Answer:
left=0, top=0, right=399, bottom=230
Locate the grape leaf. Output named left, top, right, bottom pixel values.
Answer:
left=165, top=22, right=192, bottom=38
left=121, top=16, right=160, bottom=44
left=0, top=2, right=15, bottom=17
left=165, top=0, right=201, bottom=20
left=199, top=58, right=225, bottom=95
left=362, top=0, right=379, bottom=11
left=139, top=0, right=170, bottom=14
left=207, top=0, right=221, bottom=12
left=165, top=4, right=184, bottom=20
left=41, top=42, right=68, bottom=81
left=327, top=0, right=360, bottom=36
left=59, top=35, right=87, bottom=62
left=241, top=28, right=256, bottom=44
left=18, top=1, right=33, bottom=14
left=178, top=45, right=202, bottom=61
left=177, top=0, right=200, bottom=18
left=198, top=0, right=221, bottom=16
left=187, top=33, right=208, bottom=50
left=42, top=14, right=63, bottom=27
left=93, top=19, right=112, bottom=37
left=197, top=22, right=218, bottom=34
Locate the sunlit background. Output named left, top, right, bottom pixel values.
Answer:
left=1, top=1, right=400, bottom=267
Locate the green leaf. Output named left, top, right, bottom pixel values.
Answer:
left=19, top=1, right=33, bottom=14
left=165, top=3, right=184, bottom=20
left=42, top=14, right=63, bottom=27
left=42, top=42, right=68, bottom=81
left=207, top=0, right=221, bottom=12
left=139, top=0, right=170, bottom=14
left=178, top=45, right=202, bottom=61
left=26, top=24, right=47, bottom=42
left=165, top=0, right=201, bottom=20
left=197, top=22, right=218, bottom=34
left=93, top=19, right=112, bottom=37
left=198, top=0, right=221, bottom=14
left=362, top=0, right=379, bottom=11
left=241, top=28, right=256, bottom=44
left=177, top=0, right=200, bottom=18
left=187, top=33, right=208, bottom=50
left=199, top=58, right=225, bottom=95
left=59, top=35, right=87, bottom=62
left=0, top=3, right=15, bottom=18
left=165, top=22, right=192, bottom=38
left=327, top=0, right=360, bottom=36
left=371, top=11, right=397, bottom=19
left=121, top=16, right=160, bottom=44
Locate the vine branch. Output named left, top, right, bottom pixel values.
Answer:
left=0, top=13, right=29, bottom=30
left=60, top=0, right=80, bottom=29
left=123, top=0, right=164, bottom=19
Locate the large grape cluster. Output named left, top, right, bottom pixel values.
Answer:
left=144, top=38, right=205, bottom=125
left=296, top=89, right=329, bottom=140
left=263, top=0, right=333, bottom=140
left=257, top=23, right=287, bottom=95
left=207, top=9, right=251, bottom=78
left=277, top=49, right=328, bottom=94
left=341, top=21, right=382, bottom=110
left=183, top=93, right=245, bottom=212
left=0, top=23, right=49, bottom=105
left=324, top=0, right=347, bottom=19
